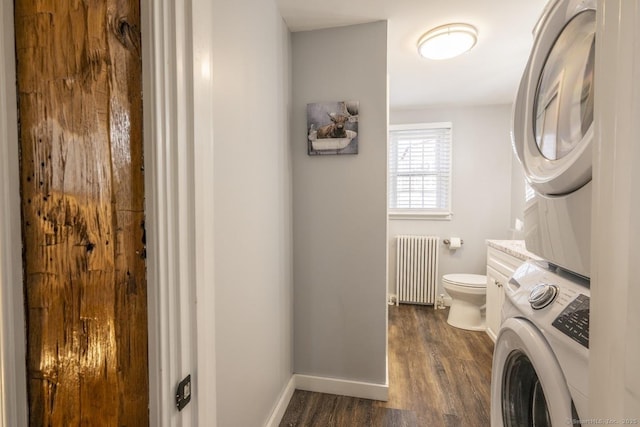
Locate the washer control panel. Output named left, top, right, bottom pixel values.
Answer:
left=508, top=260, right=590, bottom=350
left=552, top=294, right=590, bottom=348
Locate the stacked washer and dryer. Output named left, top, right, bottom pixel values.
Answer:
left=491, top=0, right=595, bottom=426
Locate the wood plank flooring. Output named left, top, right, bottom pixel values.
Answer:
left=280, top=305, right=494, bottom=427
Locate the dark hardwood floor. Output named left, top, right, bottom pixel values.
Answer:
left=280, top=305, right=495, bottom=427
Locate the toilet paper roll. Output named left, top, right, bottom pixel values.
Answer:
left=449, top=237, right=462, bottom=249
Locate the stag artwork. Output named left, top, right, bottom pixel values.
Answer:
left=316, top=113, right=350, bottom=139
left=307, top=100, right=359, bottom=155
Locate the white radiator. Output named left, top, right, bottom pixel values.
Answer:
left=395, top=235, right=439, bottom=305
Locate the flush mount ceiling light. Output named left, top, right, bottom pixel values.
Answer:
left=417, top=23, right=478, bottom=60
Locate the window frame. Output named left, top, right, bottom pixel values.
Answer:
left=388, top=122, right=453, bottom=220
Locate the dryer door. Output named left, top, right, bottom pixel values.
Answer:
left=512, top=0, right=595, bottom=196
left=491, top=317, right=579, bottom=427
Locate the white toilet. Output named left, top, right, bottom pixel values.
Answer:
left=442, top=273, right=487, bottom=331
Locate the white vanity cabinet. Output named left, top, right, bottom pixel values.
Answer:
left=485, top=241, right=539, bottom=342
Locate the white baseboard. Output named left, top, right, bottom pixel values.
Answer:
left=486, top=327, right=498, bottom=344
left=295, top=374, right=389, bottom=401
left=264, top=375, right=297, bottom=427
left=264, top=374, right=389, bottom=426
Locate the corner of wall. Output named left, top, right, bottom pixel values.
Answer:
left=291, top=20, right=389, bottom=385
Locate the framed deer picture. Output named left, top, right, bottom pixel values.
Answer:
left=307, top=101, right=359, bottom=155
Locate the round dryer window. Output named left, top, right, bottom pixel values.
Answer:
left=511, top=0, right=596, bottom=197
left=534, top=10, right=595, bottom=161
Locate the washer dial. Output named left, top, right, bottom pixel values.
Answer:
left=528, top=283, right=559, bottom=309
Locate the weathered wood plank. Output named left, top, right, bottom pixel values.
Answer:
left=14, top=0, right=148, bottom=425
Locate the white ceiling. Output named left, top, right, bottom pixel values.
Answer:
left=277, top=0, right=549, bottom=109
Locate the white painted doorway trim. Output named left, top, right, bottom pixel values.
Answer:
left=0, top=2, right=28, bottom=425
left=143, top=0, right=216, bottom=425
left=0, top=0, right=216, bottom=425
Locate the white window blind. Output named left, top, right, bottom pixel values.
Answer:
left=389, top=123, right=452, bottom=216
left=525, top=180, right=536, bottom=202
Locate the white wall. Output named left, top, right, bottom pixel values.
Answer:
left=590, top=0, right=640, bottom=419
left=389, top=105, right=514, bottom=297
left=291, top=22, right=388, bottom=385
left=211, top=0, right=294, bottom=426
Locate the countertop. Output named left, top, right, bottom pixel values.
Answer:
left=486, top=239, right=542, bottom=262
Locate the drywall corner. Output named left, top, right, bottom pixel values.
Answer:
left=291, top=21, right=389, bottom=385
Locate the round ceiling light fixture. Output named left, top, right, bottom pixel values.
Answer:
left=417, top=23, right=478, bottom=60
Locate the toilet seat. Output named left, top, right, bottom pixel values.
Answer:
left=443, top=273, right=486, bottom=288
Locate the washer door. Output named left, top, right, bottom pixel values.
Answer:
left=491, top=318, right=579, bottom=427
left=512, top=0, right=596, bottom=196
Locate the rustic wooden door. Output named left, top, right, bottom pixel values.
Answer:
left=13, top=0, right=149, bottom=425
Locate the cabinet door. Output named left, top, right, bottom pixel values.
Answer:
left=486, top=265, right=508, bottom=342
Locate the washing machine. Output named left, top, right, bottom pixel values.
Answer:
left=491, top=260, right=590, bottom=426
left=512, top=0, right=596, bottom=278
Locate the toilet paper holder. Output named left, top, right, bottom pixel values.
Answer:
left=443, top=238, right=464, bottom=246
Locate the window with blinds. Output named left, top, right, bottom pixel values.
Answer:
left=388, top=123, right=452, bottom=218
left=525, top=180, right=536, bottom=203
